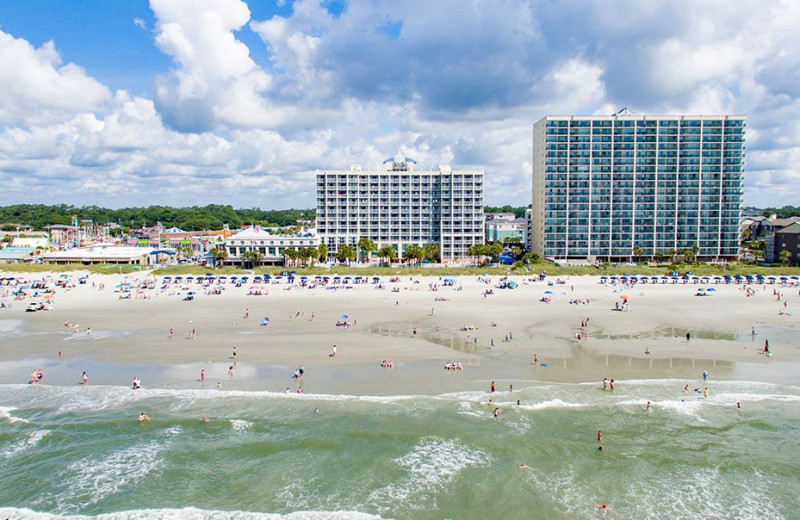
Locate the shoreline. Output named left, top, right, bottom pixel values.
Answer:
left=1, top=271, right=798, bottom=394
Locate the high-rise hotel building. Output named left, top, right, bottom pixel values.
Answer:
left=531, top=110, right=745, bottom=261
left=316, top=154, right=484, bottom=262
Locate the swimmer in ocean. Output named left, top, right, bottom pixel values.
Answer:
left=138, top=412, right=150, bottom=422
left=518, top=464, right=530, bottom=470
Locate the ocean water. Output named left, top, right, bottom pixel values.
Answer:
left=1, top=380, right=798, bottom=520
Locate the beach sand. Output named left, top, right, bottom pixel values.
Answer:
left=1, top=271, right=798, bottom=394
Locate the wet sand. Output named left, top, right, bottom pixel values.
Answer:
left=1, top=271, right=798, bottom=393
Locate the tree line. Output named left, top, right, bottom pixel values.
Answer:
left=0, top=204, right=533, bottom=231
left=0, top=204, right=316, bottom=231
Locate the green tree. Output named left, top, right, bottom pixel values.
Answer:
left=317, top=243, right=328, bottom=263
left=778, top=249, right=792, bottom=266
left=357, top=237, right=376, bottom=263
left=284, top=248, right=299, bottom=267
left=523, top=251, right=540, bottom=264
left=403, top=245, right=425, bottom=265
left=209, top=248, right=228, bottom=268
left=632, top=245, right=644, bottom=261
left=335, top=245, right=357, bottom=265
left=377, top=245, right=396, bottom=265
left=423, top=242, right=439, bottom=262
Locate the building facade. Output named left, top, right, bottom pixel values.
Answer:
left=224, top=226, right=319, bottom=265
left=532, top=110, right=745, bottom=262
left=316, top=154, right=484, bottom=262
left=485, top=213, right=527, bottom=244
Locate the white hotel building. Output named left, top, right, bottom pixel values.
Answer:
left=316, top=154, right=484, bottom=262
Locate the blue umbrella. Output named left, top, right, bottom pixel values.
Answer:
left=544, top=290, right=553, bottom=294
left=340, top=314, right=349, bottom=319
left=707, top=288, right=716, bottom=292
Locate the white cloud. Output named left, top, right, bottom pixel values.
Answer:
left=0, top=29, right=111, bottom=126
left=2, top=0, right=800, bottom=209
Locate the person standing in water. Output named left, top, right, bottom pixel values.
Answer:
left=490, top=381, right=496, bottom=393
left=81, top=371, right=88, bottom=385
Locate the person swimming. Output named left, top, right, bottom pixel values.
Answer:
left=138, top=412, right=150, bottom=422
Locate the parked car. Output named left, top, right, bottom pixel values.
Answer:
left=26, top=302, right=40, bottom=312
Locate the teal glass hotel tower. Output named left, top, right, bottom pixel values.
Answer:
left=531, top=109, right=745, bottom=262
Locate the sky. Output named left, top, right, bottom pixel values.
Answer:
left=0, top=0, right=799, bottom=210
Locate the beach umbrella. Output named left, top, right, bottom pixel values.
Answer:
left=620, top=295, right=629, bottom=301
left=340, top=314, right=349, bottom=319
left=544, top=290, right=553, bottom=294
left=707, top=288, right=716, bottom=292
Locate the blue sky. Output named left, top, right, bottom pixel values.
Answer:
left=0, top=0, right=798, bottom=209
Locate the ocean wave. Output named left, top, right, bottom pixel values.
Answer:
left=367, top=437, right=491, bottom=513
left=1, top=430, right=49, bottom=459
left=43, top=427, right=181, bottom=513
left=230, top=419, right=252, bottom=431
left=0, top=405, right=30, bottom=423
left=0, top=508, right=383, bottom=520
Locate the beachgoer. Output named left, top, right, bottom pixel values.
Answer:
left=509, top=384, right=513, bottom=392
left=492, top=408, right=500, bottom=418
left=58, top=350, right=62, bottom=359
left=200, top=369, right=205, bottom=382
left=683, top=384, right=690, bottom=393
left=686, top=332, right=691, bottom=342
left=518, top=464, right=530, bottom=469
left=169, top=328, right=174, bottom=338
left=609, top=379, right=615, bottom=392
left=81, top=371, right=88, bottom=385
left=597, top=430, right=603, bottom=442
left=645, top=401, right=650, bottom=411
left=216, top=381, right=222, bottom=389
left=603, top=378, right=608, bottom=391
left=490, top=381, right=496, bottom=393
left=331, top=345, right=337, bottom=357
left=598, top=503, right=610, bottom=511
left=232, top=346, right=237, bottom=359
left=703, top=387, right=709, bottom=398
left=201, top=418, right=211, bottom=423
left=703, top=370, right=708, bottom=381
left=138, top=412, right=150, bottom=422
left=737, top=402, right=741, bottom=410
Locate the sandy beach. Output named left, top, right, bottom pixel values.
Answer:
left=1, top=271, right=798, bottom=393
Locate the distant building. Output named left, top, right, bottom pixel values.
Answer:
left=485, top=213, right=526, bottom=244
left=0, top=247, right=36, bottom=263
left=316, top=154, right=484, bottom=262
left=532, top=109, right=745, bottom=262
left=224, top=226, right=319, bottom=266
left=765, top=222, right=800, bottom=264
left=41, top=245, right=168, bottom=265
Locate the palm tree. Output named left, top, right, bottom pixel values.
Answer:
left=335, top=245, right=356, bottom=265
left=377, top=245, right=396, bottom=265
left=357, top=237, right=376, bottom=264
left=423, top=242, right=439, bottom=263
left=209, top=248, right=228, bottom=268
left=284, top=248, right=299, bottom=267
left=317, top=244, right=328, bottom=264
left=403, top=245, right=425, bottom=265
left=632, top=245, right=644, bottom=262
left=778, top=249, right=791, bottom=266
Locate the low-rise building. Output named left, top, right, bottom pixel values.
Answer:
left=485, top=213, right=527, bottom=244
left=224, top=226, right=320, bottom=266
left=765, top=222, right=800, bottom=264
left=41, top=245, right=170, bottom=265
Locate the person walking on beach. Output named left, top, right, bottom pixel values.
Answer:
left=686, top=332, right=691, bottom=342
left=81, top=371, right=88, bottom=385
left=703, top=370, right=708, bottom=382
left=232, top=346, right=237, bottom=360
left=200, top=369, right=205, bottom=383
left=169, top=328, right=174, bottom=338
left=331, top=345, right=337, bottom=357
